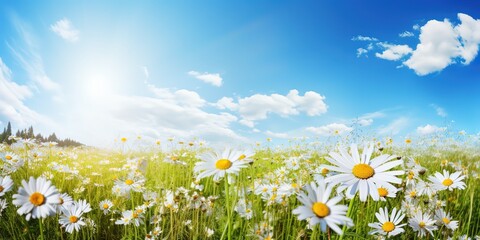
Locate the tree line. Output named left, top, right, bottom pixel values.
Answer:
left=0, top=122, right=83, bottom=147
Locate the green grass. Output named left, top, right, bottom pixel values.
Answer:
left=0, top=140, right=479, bottom=239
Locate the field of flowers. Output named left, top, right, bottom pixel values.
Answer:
left=0, top=137, right=479, bottom=239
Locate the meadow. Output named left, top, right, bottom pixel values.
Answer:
left=0, top=136, right=479, bottom=240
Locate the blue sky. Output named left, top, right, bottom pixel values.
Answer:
left=1, top=1, right=479, bottom=146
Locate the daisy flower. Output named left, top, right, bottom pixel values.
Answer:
left=99, top=199, right=114, bottom=215
left=12, top=176, right=61, bottom=220
left=324, top=143, right=404, bottom=202
left=113, top=172, right=146, bottom=195
left=428, top=170, right=466, bottom=191
left=368, top=207, right=406, bottom=237
left=0, top=175, right=14, bottom=197
left=409, top=211, right=437, bottom=237
left=115, top=210, right=144, bottom=226
left=194, top=148, right=250, bottom=182
left=434, top=209, right=458, bottom=230
left=376, top=185, right=398, bottom=201
left=56, top=192, right=74, bottom=213
left=292, top=177, right=353, bottom=234
left=59, top=203, right=87, bottom=233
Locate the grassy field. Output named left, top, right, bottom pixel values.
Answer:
left=0, top=138, right=479, bottom=239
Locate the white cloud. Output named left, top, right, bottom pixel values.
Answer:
left=357, top=48, right=368, bottom=57
left=403, top=13, right=480, bottom=75
left=351, top=35, right=378, bottom=41
left=413, top=24, right=420, bottom=30
left=214, top=97, right=238, bottom=110
left=378, top=117, right=409, bottom=135
left=212, top=90, right=327, bottom=128
left=147, top=84, right=206, bottom=108
left=237, top=89, right=327, bottom=122
left=399, top=31, right=414, bottom=38
left=50, top=18, right=79, bottom=42
left=306, top=123, right=353, bottom=136
left=62, top=83, right=247, bottom=146
left=417, top=124, right=446, bottom=135
left=376, top=43, right=413, bottom=61
left=265, top=130, right=289, bottom=139
left=455, top=13, right=480, bottom=64
left=0, top=57, right=50, bottom=128
left=357, top=118, right=373, bottom=126
left=403, top=18, right=460, bottom=75
left=239, top=119, right=255, bottom=128
left=188, top=71, right=223, bottom=87
left=430, top=104, right=447, bottom=117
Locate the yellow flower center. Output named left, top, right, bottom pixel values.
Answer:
left=408, top=173, right=414, bottom=180
left=352, top=164, right=375, bottom=179
left=29, top=192, right=45, bottom=206
left=442, top=178, right=453, bottom=186
left=321, top=168, right=329, bottom=176
left=378, top=187, right=388, bottom=197
left=215, top=159, right=232, bottom=170
left=125, top=179, right=134, bottom=185
left=238, top=154, right=246, bottom=160
left=409, top=191, right=416, bottom=198
left=5, top=155, right=12, bottom=160
left=132, top=212, right=139, bottom=218
left=69, top=216, right=78, bottom=223
left=291, top=183, right=298, bottom=188
left=419, top=221, right=426, bottom=228
left=405, top=139, right=412, bottom=144
left=0, top=186, right=4, bottom=193
left=382, top=221, right=395, bottom=232
left=311, top=202, right=330, bottom=218
left=103, top=203, right=109, bottom=209
left=442, top=217, right=450, bottom=224
left=121, top=137, right=127, bottom=143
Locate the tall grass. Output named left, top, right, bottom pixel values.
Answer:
left=0, top=138, right=479, bottom=239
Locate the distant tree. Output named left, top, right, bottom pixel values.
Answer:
left=28, top=126, right=34, bottom=138
left=6, top=122, right=12, bottom=144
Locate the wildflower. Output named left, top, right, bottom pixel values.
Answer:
left=409, top=211, right=437, bottom=237
left=115, top=210, right=144, bottom=226
left=417, top=180, right=437, bottom=197
left=163, top=153, right=187, bottom=166
left=368, top=207, right=406, bottom=237
left=12, top=177, right=61, bottom=220
left=205, top=227, right=214, bottom=237
left=59, top=203, right=87, bottom=233
left=429, top=170, right=466, bottom=191
left=292, top=177, right=353, bottom=234
left=0, top=175, right=14, bottom=197
left=56, top=192, right=74, bottom=213
left=324, top=144, right=403, bottom=201
left=113, top=172, right=146, bottom=195
left=194, top=148, right=250, bottom=181
left=376, top=185, right=398, bottom=201
left=99, top=200, right=114, bottom=215
left=235, top=198, right=253, bottom=219
left=434, top=209, right=458, bottom=230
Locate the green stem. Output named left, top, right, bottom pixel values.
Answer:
left=39, top=218, right=44, bottom=240
left=339, top=196, right=355, bottom=240
left=467, top=187, right=474, bottom=235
